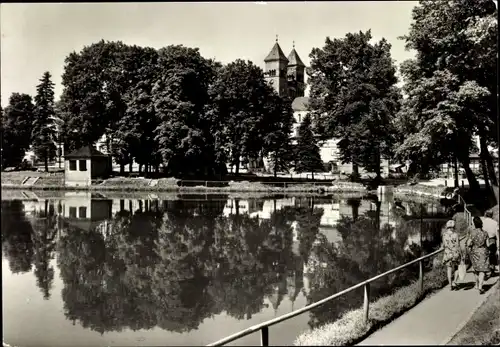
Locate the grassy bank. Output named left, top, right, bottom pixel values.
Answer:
left=446, top=283, right=500, bottom=345
left=294, top=263, right=449, bottom=346
left=394, top=184, right=444, bottom=198
left=1, top=171, right=367, bottom=193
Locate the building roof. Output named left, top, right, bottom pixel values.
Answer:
left=292, top=96, right=310, bottom=111
left=287, top=48, right=305, bottom=67
left=65, top=145, right=108, bottom=159
left=264, top=42, right=289, bottom=63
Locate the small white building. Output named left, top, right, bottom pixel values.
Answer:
left=64, top=146, right=111, bottom=187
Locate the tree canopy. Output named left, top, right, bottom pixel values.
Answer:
left=308, top=30, right=401, bottom=179
left=395, top=0, right=498, bottom=193
left=1, top=93, right=35, bottom=169
left=208, top=59, right=291, bottom=175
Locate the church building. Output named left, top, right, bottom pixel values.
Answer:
left=262, top=38, right=389, bottom=176
left=263, top=37, right=306, bottom=99
left=261, top=38, right=341, bottom=173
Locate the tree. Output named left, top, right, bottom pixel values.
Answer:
left=59, top=40, right=130, bottom=152
left=153, top=45, right=221, bottom=178
left=397, top=0, right=497, bottom=198
left=308, top=30, right=401, bottom=179
left=32, top=72, right=57, bottom=172
left=110, top=45, right=161, bottom=174
left=1, top=93, right=35, bottom=169
left=262, top=95, right=295, bottom=177
left=208, top=59, right=281, bottom=175
left=295, top=114, right=323, bottom=180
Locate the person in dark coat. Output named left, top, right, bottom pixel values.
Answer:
left=466, top=217, right=490, bottom=294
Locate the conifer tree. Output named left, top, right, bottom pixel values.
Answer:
left=295, top=114, right=323, bottom=180
left=32, top=71, right=57, bottom=172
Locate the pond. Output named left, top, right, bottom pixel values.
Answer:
left=2, top=192, right=449, bottom=347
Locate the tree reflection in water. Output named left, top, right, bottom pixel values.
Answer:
left=1, top=195, right=446, bottom=339
left=2, top=200, right=35, bottom=274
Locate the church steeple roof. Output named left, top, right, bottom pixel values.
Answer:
left=287, top=48, right=305, bottom=67
left=264, top=39, right=289, bottom=63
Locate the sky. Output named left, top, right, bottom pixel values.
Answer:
left=1, top=1, right=420, bottom=107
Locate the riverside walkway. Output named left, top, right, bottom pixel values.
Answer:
left=357, top=270, right=499, bottom=345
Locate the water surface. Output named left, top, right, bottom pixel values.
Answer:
left=2, top=192, right=448, bottom=346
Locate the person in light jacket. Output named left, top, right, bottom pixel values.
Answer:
left=441, top=220, right=461, bottom=291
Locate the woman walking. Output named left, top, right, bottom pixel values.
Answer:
left=442, top=220, right=461, bottom=290
left=467, top=216, right=490, bottom=294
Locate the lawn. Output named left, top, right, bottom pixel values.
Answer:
left=447, top=283, right=500, bottom=345
left=1, top=170, right=367, bottom=193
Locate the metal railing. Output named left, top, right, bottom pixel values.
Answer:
left=457, top=194, right=474, bottom=227
left=207, top=194, right=473, bottom=347
left=207, top=247, right=455, bottom=346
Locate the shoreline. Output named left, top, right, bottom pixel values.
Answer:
left=0, top=183, right=366, bottom=193
left=1, top=182, right=447, bottom=202
left=0, top=189, right=370, bottom=201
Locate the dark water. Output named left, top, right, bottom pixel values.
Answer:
left=2, top=192, right=449, bottom=347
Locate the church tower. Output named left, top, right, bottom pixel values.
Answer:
left=286, top=42, right=306, bottom=98
left=264, top=36, right=289, bottom=97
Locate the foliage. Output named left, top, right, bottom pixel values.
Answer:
left=32, top=71, right=57, bottom=171
left=295, top=114, right=323, bottom=178
left=152, top=45, right=221, bottom=177
left=112, top=46, right=161, bottom=171
left=208, top=59, right=287, bottom=175
left=1, top=93, right=35, bottom=169
left=395, top=0, right=498, bottom=191
left=261, top=95, right=295, bottom=176
left=308, top=30, right=401, bottom=178
left=59, top=40, right=130, bottom=151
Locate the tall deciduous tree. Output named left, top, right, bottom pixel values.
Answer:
left=208, top=59, right=280, bottom=175
left=397, top=0, right=497, bottom=197
left=295, top=114, right=323, bottom=180
left=308, top=30, right=401, bottom=180
left=262, top=95, right=295, bottom=177
left=59, top=40, right=129, bottom=152
left=32, top=71, right=57, bottom=172
left=152, top=45, right=221, bottom=178
left=1, top=93, right=35, bottom=169
left=111, top=45, right=161, bottom=174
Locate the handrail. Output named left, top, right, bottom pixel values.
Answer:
left=207, top=243, right=458, bottom=346
left=208, top=193, right=473, bottom=347
left=457, top=194, right=474, bottom=227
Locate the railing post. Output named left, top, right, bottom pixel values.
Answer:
left=260, top=326, right=269, bottom=346
left=363, top=283, right=370, bottom=325
left=418, top=260, right=424, bottom=293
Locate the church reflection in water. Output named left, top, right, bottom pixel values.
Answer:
left=2, top=193, right=448, bottom=345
